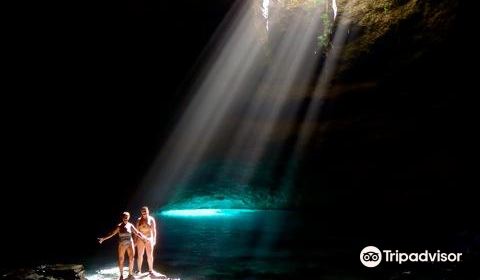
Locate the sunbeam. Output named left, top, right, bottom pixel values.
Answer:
left=126, top=1, right=355, bottom=278
left=5, top=0, right=470, bottom=279
left=136, top=0, right=344, bottom=212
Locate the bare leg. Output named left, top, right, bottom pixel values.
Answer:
left=127, top=243, right=135, bottom=276
left=118, top=245, right=127, bottom=279
left=146, top=240, right=154, bottom=272
left=136, top=240, right=146, bottom=273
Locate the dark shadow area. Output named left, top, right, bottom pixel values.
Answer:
left=2, top=0, right=478, bottom=279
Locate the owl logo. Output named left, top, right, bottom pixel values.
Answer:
left=362, top=251, right=380, bottom=262
left=360, top=246, right=382, bottom=267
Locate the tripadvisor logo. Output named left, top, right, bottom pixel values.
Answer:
left=360, top=246, right=382, bottom=267
left=360, top=246, right=463, bottom=268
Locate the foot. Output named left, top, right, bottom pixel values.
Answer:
left=148, top=270, right=164, bottom=278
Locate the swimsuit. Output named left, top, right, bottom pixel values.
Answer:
left=119, top=230, right=133, bottom=246
left=138, top=219, right=154, bottom=243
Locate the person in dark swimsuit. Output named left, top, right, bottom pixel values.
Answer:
left=98, top=212, right=147, bottom=279
left=135, top=206, right=161, bottom=276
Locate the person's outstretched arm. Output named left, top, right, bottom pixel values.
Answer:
left=98, top=227, right=119, bottom=244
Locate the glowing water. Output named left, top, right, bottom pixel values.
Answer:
left=160, top=209, right=256, bottom=217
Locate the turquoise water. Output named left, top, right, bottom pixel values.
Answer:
left=155, top=209, right=301, bottom=279
left=86, top=210, right=328, bottom=280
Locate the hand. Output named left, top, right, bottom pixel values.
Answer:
left=98, top=237, right=104, bottom=244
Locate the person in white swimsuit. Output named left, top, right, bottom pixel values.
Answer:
left=98, top=212, right=147, bottom=279
left=135, top=206, right=160, bottom=276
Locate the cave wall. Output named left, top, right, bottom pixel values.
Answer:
left=295, top=0, right=473, bottom=233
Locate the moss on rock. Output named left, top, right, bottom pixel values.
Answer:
left=334, top=0, right=458, bottom=80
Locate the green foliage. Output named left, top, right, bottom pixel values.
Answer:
left=383, top=2, right=393, bottom=14
left=317, top=12, right=333, bottom=50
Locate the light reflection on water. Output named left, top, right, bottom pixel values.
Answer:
left=157, top=209, right=300, bottom=279
left=159, top=209, right=256, bottom=218
left=87, top=210, right=310, bottom=280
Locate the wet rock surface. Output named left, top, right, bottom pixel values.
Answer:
left=2, top=264, right=85, bottom=280
left=86, top=267, right=178, bottom=280
left=2, top=265, right=180, bottom=280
